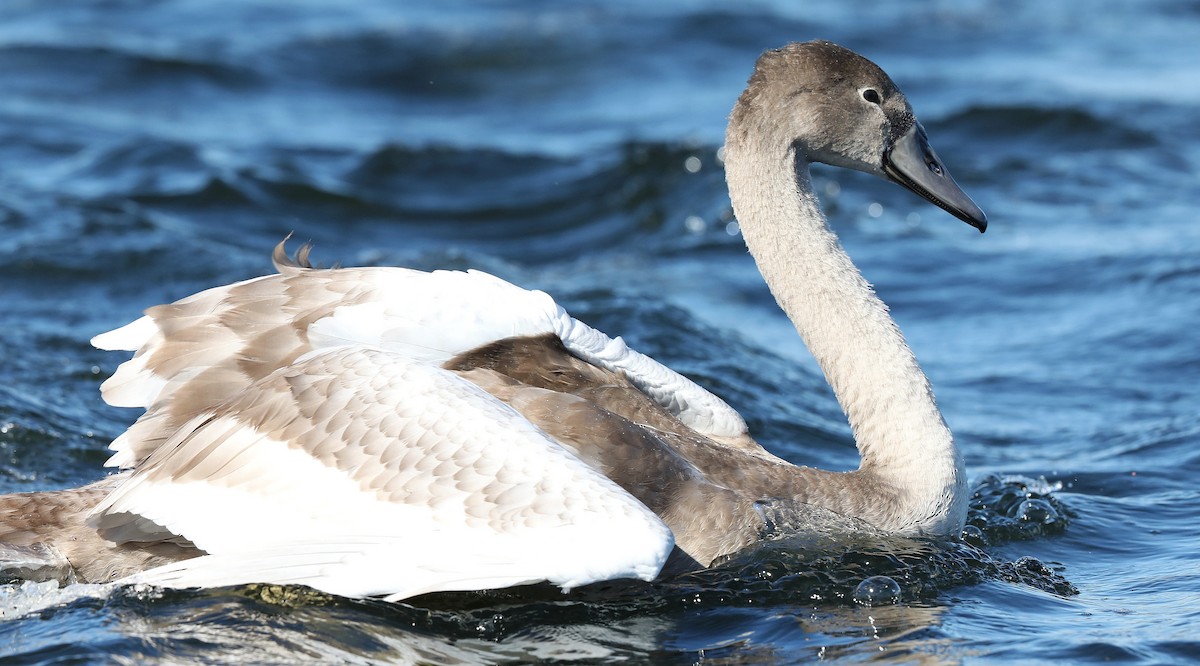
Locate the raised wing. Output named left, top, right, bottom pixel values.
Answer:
left=90, top=346, right=674, bottom=600
left=92, top=242, right=750, bottom=469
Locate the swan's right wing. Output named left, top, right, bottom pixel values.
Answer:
left=89, top=346, right=674, bottom=601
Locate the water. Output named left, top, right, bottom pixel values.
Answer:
left=1, top=0, right=1198, bottom=662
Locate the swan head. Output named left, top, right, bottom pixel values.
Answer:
left=731, top=40, right=987, bottom=232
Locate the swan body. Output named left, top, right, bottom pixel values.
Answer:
left=0, top=41, right=987, bottom=601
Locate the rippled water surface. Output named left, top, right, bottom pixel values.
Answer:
left=2, top=1, right=1198, bottom=663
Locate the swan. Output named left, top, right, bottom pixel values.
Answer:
left=0, top=41, right=986, bottom=601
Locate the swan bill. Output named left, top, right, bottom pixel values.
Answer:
left=883, top=122, right=988, bottom=232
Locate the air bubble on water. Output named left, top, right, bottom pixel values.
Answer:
left=961, top=524, right=988, bottom=547
left=1014, top=498, right=1059, bottom=524
left=968, top=473, right=1071, bottom=541
left=853, top=575, right=901, bottom=606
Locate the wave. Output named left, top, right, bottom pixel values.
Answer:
left=944, top=104, right=1159, bottom=151
left=0, top=43, right=260, bottom=94
left=58, top=139, right=735, bottom=263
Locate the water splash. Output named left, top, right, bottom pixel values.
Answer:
left=966, top=473, right=1073, bottom=545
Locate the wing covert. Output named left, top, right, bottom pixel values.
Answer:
left=91, top=347, right=674, bottom=600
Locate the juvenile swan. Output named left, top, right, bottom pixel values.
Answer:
left=0, top=41, right=986, bottom=601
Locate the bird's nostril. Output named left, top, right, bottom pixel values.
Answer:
left=925, top=151, right=943, bottom=176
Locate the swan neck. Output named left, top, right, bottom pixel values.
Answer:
left=722, top=137, right=966, bottom=535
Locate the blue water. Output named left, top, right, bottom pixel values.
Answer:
left=2, top=1, right=1198, bottom=662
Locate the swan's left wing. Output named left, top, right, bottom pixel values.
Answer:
left=89, top=346, right=674, bottom=601
left=92, top=242, right=754, bottom=470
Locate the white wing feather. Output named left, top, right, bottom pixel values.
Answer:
left=93, top=263, right=747, bottom=469
left=84, top=254, right=754, bottom=598
left=92, top=347, right=673, bottom=600
left=305, top=268, right=748, bottom=437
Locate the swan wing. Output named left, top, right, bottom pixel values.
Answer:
left=93, top=246, right=749, bottom=468
left=90, top=346, right=673, bottom=600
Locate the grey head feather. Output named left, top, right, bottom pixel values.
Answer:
left=730, top=40, right=915, bottom=173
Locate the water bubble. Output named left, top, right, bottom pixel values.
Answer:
left=853, top=575, right=901, bottom=606
left=684, top=155, right=702, bottom=173
left=684, top=215, right=706, bottom=233
left=1014, top=498, right=1059, bottom=525
left=725, top=221, right=740, bottom=236
left=968, top=473, right=1071, bottom=542
left=867, top=202, right=883, bottom=218
left=960, top=524, right=988, bottom=547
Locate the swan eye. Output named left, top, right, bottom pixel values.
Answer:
left=862, top=89, right=881, bottom=104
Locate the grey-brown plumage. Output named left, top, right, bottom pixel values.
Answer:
left=0, top=477, right=198, bottom=583
left=446, top=335, right=885, bottom=567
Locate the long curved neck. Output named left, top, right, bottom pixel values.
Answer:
left=723, top=134, right=966, bottom=535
